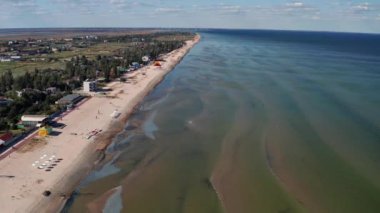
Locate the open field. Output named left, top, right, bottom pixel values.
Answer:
left=0, top=42, right=132, bottom=76
left=0, top=29, right=192, bottom=76
left=0, top=28, right=157, bottom=41
left=53, top=42, right=134, bottom=60
left=0, top=61, right=64, bottom=76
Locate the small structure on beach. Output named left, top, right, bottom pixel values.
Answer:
left=131, top=62, right=140, bottom=70
left=21, top=115, right=48, bottom=127
left=117, top=66, right=128, bottom=73
left=142, top=56, right=150, bottom=64
left=38, top=126, right=53, bottom=137
left=55, top=94, right=83, bottom=106
left=83, top=80, right=97, bottom=92
left=154, top=61, right=162, bottom=67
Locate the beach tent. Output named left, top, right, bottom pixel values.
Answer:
left=38, top=126, right=53, bottom=137
left=154, top=61, right=161, bottom=67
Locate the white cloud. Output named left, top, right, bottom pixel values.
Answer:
left=155, top=7, right=184, bottom=13
left=286, top=2, right=305, bottom=8
left=352, top=3, right=370, bottom=12
left=110, top=0, right=128, bottom=8
left=284, top=1, right=319, bottom=13
left=217, top=5, right=245, bottom=14
left=350, top=2, right=380, bottom=14
left=341, top=2, right=380, bottom=21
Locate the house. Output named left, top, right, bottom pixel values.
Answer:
left=0, top=47, right=8, bottom=52
left=83, top=80, right=97, bottom=92
left=21, top=115, right=48, bottom=127
left=113, top=56, right=123, bottom=60
left=46, top=87, right=58, bottom=94
left=55, top=94, right=83, bottom=106
left=10, top=55, right=21, bottom=61
left=0, top=132, right=13, bottom=146
left=0, top=97, right=12, bottom=106
left=0, top=57, right=11, bottom=62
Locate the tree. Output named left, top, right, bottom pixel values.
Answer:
left=4, top=70, right=13, bottom=91
left=0, top=118, right=9, bottom=130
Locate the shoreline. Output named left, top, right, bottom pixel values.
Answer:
left=0, top=34, right=200, bottom=213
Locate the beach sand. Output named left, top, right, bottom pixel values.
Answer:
left=0, top=35, right=200, bottom=213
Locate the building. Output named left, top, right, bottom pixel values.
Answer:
left=21, top=115, right=48, bottom=127
left=10, top=55, right=21, bottom=61
left=0, top=97, right=12, bottom=106
left=38, top=126, right=53, bottom=137
left=117, top=66, right=128, bottom=73
left=131, top=62, right=140, bottom=69
left=83, top=80, right=97, bottom=92
left=0, top=57, right=11, bottom=62
left=46, top=87, right=58, bottom=94
left=55, top=94, right=83, bottom=106
left=0, top=132, right=13, bottom=146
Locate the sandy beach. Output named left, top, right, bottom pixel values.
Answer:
left=0, top=35, right=200, bottom=213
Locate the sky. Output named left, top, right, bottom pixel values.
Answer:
left=0, top=0, right=380, bottom=33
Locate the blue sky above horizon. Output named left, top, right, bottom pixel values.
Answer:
left=0, top=0, right=380, bottom=33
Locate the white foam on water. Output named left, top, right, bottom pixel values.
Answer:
left=142, top=110, right=158, bottom=140
left=103, top=186, right=123, bottom=213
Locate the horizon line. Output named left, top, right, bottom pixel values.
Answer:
left=0, top=27, right=379, bottom=36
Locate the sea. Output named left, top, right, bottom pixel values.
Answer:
left=64, top=29, right=380, bottom=213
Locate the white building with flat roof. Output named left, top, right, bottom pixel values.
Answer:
left=83, top=80, right=97, bottom=92
left=21, top=115, right=48, bottom=127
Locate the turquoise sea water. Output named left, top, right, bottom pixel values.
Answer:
left=66, top=30, right=380, bottom=213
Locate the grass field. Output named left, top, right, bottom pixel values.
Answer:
left=0, top=61, right=65, bottom=76
left=0, top=33, right=192, bottom=77
left=53, top=42, right=133, bottom=60
left=0, top=42, right=132, bottom=76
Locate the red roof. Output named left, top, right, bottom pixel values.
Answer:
left=0, top=132, right=13, bottom=142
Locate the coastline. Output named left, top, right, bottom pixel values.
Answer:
left=0, top=34, right=200, bottom=213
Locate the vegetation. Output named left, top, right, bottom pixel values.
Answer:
left=0, top=32, right=195, bottom=132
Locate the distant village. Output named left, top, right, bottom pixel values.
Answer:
left=0, top=35, right=99, bottom=62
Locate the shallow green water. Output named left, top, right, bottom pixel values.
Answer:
left=66, top=30, right=380, bottom=213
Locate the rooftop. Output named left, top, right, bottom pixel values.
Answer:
left=21, top=115, right=48, bottom=122
left=56, top=94, right=82, bottom=105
